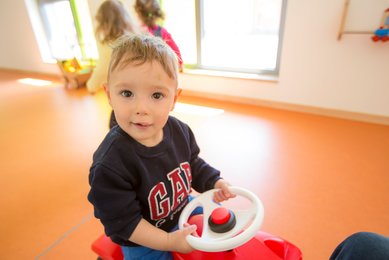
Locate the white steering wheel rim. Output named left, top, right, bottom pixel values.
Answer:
left=178, top=186, right=264, bottom=252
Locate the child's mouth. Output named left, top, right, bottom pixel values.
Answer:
left=133, top=122, right=151, bottom=128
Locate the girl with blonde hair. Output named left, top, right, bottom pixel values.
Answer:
left=87, top=0, right=140, bottom=94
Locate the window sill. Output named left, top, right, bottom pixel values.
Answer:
left=182, top=68, right=278, bottom=82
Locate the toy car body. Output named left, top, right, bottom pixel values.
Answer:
left=91, top=215, right=302, bottom=260
left=91, top=187, right=302, bottom=259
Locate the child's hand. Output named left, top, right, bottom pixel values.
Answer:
left=168, top=223, right=197, bottom=253
left=213, top=179, right=236, bottom=203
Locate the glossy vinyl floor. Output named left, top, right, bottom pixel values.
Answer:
left=1, top=69, right=388, bottom=260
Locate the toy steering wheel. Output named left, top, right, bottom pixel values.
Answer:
left=178, top=186, right=264, bottom=252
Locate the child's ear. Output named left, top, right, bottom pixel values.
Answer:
left=171, top=88, right=182, bottom=111
left=103, top=83, right=111, bottom=105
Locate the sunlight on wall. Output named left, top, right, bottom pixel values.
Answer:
left=24, top=0, right=52, bottom=63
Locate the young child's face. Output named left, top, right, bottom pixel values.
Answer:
left=106, top=61, right=178, bottom=147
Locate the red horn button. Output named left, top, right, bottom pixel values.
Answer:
left=209, top=207, right=236, bottom=233
left=211, top=207, right=231, bottom=224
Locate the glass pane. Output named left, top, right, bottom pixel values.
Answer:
left=202, top=0, right=282, bottom=71
left=162, top=0, right=197, bottom=65
left=40, top=0, right=79, bottom=60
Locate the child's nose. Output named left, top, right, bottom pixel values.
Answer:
left=134, top=99, right=148, bottom=115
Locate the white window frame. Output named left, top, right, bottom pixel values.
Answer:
left=164, top=0, right=287, bottom=77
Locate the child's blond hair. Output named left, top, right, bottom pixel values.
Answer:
left=107, top=34, right=178, bottom=83
left=95, top=0, right=139, bottom=44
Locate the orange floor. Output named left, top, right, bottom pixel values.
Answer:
left=0, top=69, right=388, bottom=260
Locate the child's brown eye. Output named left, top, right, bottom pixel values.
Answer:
left=121, top=90, right=133, bottom=97
left=152, top=92, right=164, bottom=99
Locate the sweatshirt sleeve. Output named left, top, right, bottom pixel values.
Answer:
left=86, top=43, right=111, bottom=93
left=186, top=126, right=221, bottom=193
left=88, top=163, right=142, bottom=243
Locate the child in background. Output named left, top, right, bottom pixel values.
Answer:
left=134, top=0, right=184, bottom=72
left=86, top=0, right=140, bottom=94
left=88, top=34, right=234, bottom=259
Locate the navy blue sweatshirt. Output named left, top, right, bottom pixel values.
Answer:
left=88, top=116, right=221, bottom=246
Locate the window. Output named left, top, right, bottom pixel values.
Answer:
left=162, top=0, right=286, bottom=75
left=31, top=0, right=97, bottom=62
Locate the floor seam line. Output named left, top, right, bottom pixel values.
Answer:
left=35, top=213, right=92, bottom=259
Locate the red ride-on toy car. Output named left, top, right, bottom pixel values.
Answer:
left=91, top=187, right=302, bottom=260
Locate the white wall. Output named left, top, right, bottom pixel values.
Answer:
left=0, top=0, right=388, bottom=117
